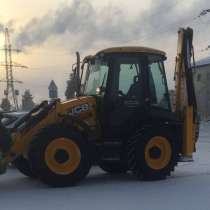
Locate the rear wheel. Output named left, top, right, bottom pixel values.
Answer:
left=128, top=130, right=179, bottom=180
left=28, top=125, right=91, bottom=187
left=13, top=156, right=36, bottom=178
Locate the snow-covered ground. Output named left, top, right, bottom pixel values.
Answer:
left=0, top=122, right=210, bottom=210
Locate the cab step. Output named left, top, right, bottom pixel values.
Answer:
left=179, top=155, right=194, bottom=162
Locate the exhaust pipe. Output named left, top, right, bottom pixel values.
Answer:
left=76, top=52, right=81, bottom=96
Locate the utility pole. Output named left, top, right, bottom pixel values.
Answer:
left=0, top=28, right=27, bottom=111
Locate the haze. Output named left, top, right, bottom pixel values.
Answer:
left=0, top=0, right=210, bottom=103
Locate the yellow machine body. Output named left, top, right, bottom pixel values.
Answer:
left=174, top=28, right=197, bottom=158
left=4, top=96, right=97, bottom=164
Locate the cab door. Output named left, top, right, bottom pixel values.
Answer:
left=102, top=54, right=148, bottom=139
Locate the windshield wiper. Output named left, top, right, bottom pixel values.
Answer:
left=101, top=72, right=107, bottom=89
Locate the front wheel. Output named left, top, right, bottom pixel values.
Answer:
left=28, top=125, right=91, bottom=187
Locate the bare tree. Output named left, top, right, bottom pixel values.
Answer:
left=65, top=73, right=77, bottom=99
left=1, top=98, right=11, bottom=112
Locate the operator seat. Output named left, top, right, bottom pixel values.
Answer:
left=127, top=75, right=143, bottom=102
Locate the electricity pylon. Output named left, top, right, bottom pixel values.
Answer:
left=0, top=28, right=27, bottom=110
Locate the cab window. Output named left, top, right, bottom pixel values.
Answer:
left=111, top=56, right=144, bottom=103
left=83, top=59, right=109, bottom=95
left=148, top=55, right=170, bottom=110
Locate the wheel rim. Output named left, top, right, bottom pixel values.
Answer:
left=44, top=138, right=81, bottom=175
left=145, top=136, right=172, bottom=170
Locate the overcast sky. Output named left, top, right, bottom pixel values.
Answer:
left=0, top=0, right=210, bottom=103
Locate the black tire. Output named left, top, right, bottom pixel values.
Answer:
left=28, top=124, right=91, bottom=187
left=128, top=129, right=179, bottom=180
left=99, top=161, right=128, bottom=174
left=13, top=156, right=36, bottom=178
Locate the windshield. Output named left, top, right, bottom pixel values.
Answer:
left=83, top=58, right=109, bottom=95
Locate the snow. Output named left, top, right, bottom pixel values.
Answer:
left=196, top=57, right=210, bottom=67
left=0, top=122, right=210, bottom=210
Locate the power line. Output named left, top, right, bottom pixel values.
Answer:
left=127, top=1, right=210, bottom=46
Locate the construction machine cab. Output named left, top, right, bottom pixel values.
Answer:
left=77, top=47, right=174, bottom=142
left=81, top=47, right=170, bottom=110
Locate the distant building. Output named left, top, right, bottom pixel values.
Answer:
left=48, top=80, right=58, bottom=99
left=193, top=57, right=210, bottom=121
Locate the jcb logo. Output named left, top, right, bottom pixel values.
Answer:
left=71, top=104, right=90, bottom=115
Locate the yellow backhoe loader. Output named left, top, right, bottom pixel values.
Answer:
left=0, top=28, right=198, bottom=187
